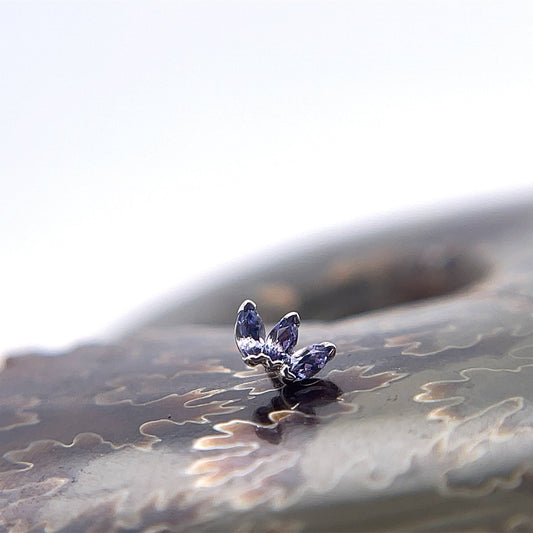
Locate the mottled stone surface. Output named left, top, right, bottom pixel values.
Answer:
left=2, top=201, right=533, bottom=532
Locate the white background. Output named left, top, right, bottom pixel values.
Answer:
left=1, top=1, right=532, bottom=357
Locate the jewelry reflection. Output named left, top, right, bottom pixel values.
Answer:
left=252, top=379, right=343, bottom=444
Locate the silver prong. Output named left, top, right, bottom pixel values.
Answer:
left=238, top=299, right=257, bottom=312
left=321, top=342, right=337, bottom=359
left=279, top=364, right=297, bottom=383
left=280, top=311, right=301, bottom=326
left=242, top=354, right=264, bottom=367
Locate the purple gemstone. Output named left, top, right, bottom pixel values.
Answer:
left=235, top=301, right=265, bottom=357
left=289, top=343, right=336, bottom=380
left=264, top=312, right=300, bottom=361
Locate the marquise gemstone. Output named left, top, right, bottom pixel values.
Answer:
left=235, top=301, right=265, bottom=357
left=289, top=343, right=336, bottom=380
left=264, top=313, right=300, bottom=361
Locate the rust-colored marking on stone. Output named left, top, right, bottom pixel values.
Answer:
left=327, top=364, right=407, bottom=394
left=0, top=395, right=40, bottom=432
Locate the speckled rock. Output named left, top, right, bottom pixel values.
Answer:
left=2, top=201, right=533, bottom=532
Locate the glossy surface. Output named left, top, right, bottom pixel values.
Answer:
left=2, top=201, right=533, bottom=532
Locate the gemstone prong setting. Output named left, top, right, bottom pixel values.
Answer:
left=235, top=300, right=336, bottom=383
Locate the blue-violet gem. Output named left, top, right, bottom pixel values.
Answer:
left=264, top=312, right=300, bottom=361
left=289, top=343, right=336, bottom=381
left=235, top=300, right=265, bottom=357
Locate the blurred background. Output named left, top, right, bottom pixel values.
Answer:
left=1, top=1, right=532, bottom=357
